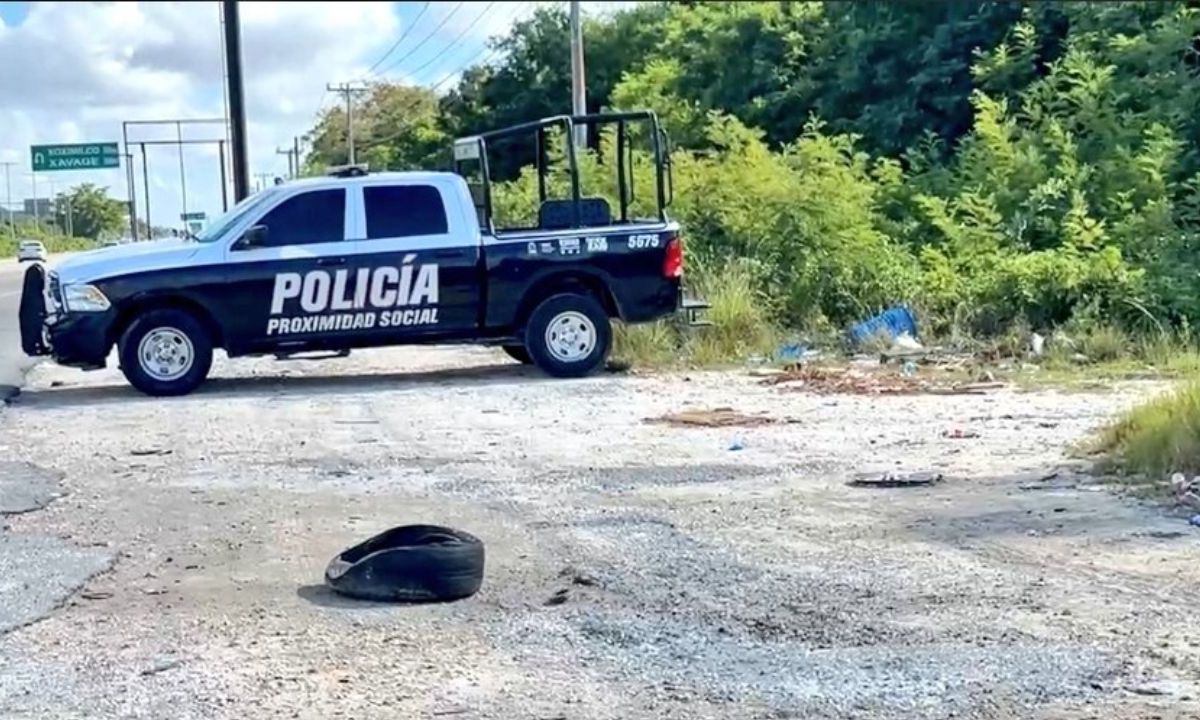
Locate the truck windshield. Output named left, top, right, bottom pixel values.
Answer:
left=193, top=189, right=279, bottom=244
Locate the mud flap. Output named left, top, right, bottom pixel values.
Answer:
left=18, top=264, right=49, bottom=356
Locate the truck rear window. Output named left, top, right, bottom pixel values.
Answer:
left=364, top=185, right=448, bottom=240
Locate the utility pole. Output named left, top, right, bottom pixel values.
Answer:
left=1, top=161, right=14, bottom=241
left=253, top=172, right=272, bottom=192
left=294, top=136, right=301, bottom=177
left=569, top=0, right=587, bottom=149
left=326, top=81, right=368, bottom=165
left=223, top=1, right=251, bottom=202
left=28, top=173, right=39, bottom=230
left=276, top=146, right=296, bottom=179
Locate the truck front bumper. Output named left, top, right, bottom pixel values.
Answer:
left=46, top=313, right=113, bottom=369
left=19, top=265, right=112, bottom=370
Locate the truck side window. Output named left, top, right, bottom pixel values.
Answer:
left=364, top=185, right=448, bottom=240
left=256, top=189, right=345, bottom=247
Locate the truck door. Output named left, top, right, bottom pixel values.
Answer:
left=352, top=182, right=480, bottom=338
left=220, top=187, right=352, bottom=352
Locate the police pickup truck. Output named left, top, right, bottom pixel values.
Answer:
left=20, top=112, right=701, bottom=396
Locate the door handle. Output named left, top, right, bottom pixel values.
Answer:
left=317, top=257, right=346, bottom=267
left=434, top=250, right=463, bottom=259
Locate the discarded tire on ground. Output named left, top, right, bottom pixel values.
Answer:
left=324, top=525, right=484, bottom=602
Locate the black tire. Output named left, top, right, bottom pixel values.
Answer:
left=524, top=292, right=612, bottom=378
left=118, top=308, right=213, bottom=397
left=502, top=344, right=533, bottom=364
left=325, top=525, right=485, bottom=603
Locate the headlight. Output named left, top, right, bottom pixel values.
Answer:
left=62, top=283, right=111, bottom=312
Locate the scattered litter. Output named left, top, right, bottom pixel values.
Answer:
left=141, top=588, right=167, bottom=596
left=761, top=365, right=1007, bottom=396
left=891, top=333, right=924, bottom=353
left=943, top=428, right=980, bottom=439
left=140, top=658, right=182, bottom=677
left=850, top=471, right=943, bottom=488
left=1031, top=333, right=1046, bottom=357
left=559, top=566, right=599, bottom=587
left=1018, top=472, right=1075, bottom=491
left=1142, top=529, right=1185, bottom=540
left=1126, top=681, right=1175, bottom=697
left=1189, top=515, right=1200, bottom=528
left=80, top=590, right=113, bottom=601
left=728, top=438, right=746, bottom=452
left=544, top=588, right=570, bottom=606
left=50, top=380, right=64, bottom=388
left=129, top=448, right=172, bottom=457
left=1071, top=353, right=1090, bottom=364
left=645, top=407, right=790, bottom=428
left=901, top=360, right=917, bottom=377
left=776, top=343, right=807, bottom=363
left=848, top=305, right=918, bottom=346
left=332, top=419, right=379, bottom=425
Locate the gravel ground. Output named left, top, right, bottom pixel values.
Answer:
left=0, top=345, right=1198, bottom=719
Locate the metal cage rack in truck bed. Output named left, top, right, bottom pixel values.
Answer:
left=452, top=110, right=710, bottom=326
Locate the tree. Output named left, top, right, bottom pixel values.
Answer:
left=304, top=83, right=449, bottom=174
left=55, top=183, right=125, bottom=240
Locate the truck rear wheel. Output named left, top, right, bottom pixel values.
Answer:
left=502, top=344, right=532, bottom=364
left=525, top=293, right=611, bottom=378
left=118, top=308, right=213, bottom=397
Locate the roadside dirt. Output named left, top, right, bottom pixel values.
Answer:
left=0, top=346, right=1198, bottom=719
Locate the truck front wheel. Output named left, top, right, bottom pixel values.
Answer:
left=525, top=293, right=611, bottom=378
left=118, top=308, right=213, bottom=397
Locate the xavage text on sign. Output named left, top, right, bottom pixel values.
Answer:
left=267, top=255, right=439, bottom=336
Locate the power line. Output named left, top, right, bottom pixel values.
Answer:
left=357, top=45, right=508, bottom=153
left=352, top=1, right=549, bottom=153
left=374, top=1, right=466, bottom=78
left=365, top=1, right=432, bottom=77
left=405, top=2, right=497, bottom=83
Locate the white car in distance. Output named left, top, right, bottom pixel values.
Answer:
left=17, top=240, right=47, bottom=263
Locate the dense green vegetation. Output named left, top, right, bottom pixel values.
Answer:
left=306, top=1, right=1200, bottom=346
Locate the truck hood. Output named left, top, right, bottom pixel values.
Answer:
left=53, top=240, right=205, bottom=284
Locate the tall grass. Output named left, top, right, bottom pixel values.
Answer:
left=1095, top=380, right=1200, bottom=477
left=611, top=258, right=778, bottom=368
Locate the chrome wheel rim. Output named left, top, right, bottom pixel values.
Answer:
left=137, top=327, right=194, bottom=382
left=545, top=311, right=597, bottom=363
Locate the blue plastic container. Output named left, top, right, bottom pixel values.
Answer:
left=848, top=305, right=918, bottom=345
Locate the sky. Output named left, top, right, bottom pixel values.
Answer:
left=0, top=1, right=623, bottom=234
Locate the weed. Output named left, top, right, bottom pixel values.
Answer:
left=1094, top=380, right=1200, bottom=477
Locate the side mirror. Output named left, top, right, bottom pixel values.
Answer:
left=236, top=224, right=268, bottom=250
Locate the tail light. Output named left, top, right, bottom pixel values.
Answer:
left=663, top=236, right=683, bottom=279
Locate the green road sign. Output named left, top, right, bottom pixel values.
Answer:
left=31, top=142, right=120, bottom=172
left=181, top=211, right=206, bottom=221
